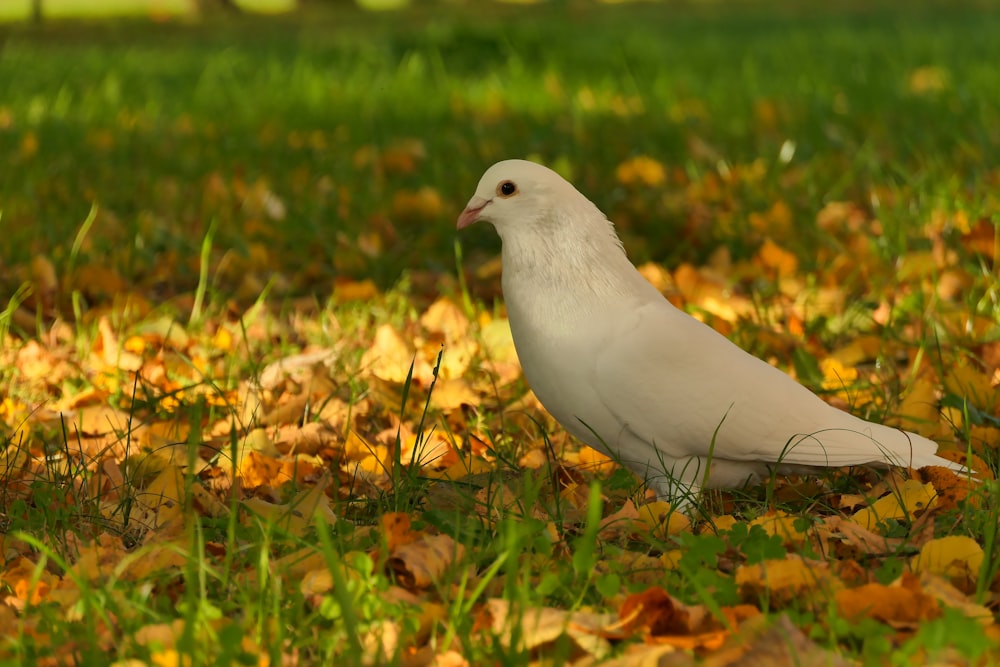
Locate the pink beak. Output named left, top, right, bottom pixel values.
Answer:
left=457, top=197, right=490, bottom=230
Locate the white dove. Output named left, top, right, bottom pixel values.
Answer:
left=457, top=159, right=968, bottom=507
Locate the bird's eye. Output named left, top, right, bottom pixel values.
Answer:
left=497, top=180, right=518, bottom=197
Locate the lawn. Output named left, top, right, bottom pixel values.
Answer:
left=0, top=0, right=295, bottom=21
left=1, top=1, right=999, bottom=664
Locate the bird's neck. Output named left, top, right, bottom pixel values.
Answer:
left=499, top=221, right=645, bottom=306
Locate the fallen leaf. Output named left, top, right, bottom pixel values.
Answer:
left=835, top=573, right=940, bottom=628
left=735, top=556, right=835, bottom=607
left=910, top=535, right=984, bottom=590
left=479, top=598, right=612, bottom=659
left=702, top=613, right=852, bottom=667
left=389, top=533, right=465, bottom=591
left=850, top=479, right=937, bottom=532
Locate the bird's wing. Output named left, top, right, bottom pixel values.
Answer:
left=591, top=299, right=936, bottom=468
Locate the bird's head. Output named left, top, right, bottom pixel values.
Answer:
left=456, top=159, right=579, bottom=232
left=456, top=159, right=628, bottom=275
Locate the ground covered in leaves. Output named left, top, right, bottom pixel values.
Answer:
left=2, top=2, right=1000, bottom=665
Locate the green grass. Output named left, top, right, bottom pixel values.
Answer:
left=1, top=1, right=997, bottom=300
left=1, top=2, right=999, bottom=664
left=0, top=0, right=295, bottom=21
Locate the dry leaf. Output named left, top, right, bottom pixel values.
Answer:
left=479, top=598, right=612, bottom=659
left=910, top=535, right=984, bottom=588
left=389, top=533, right=465, bottom=591
left=835, top=573, right=940, bottom=628
left=850, top=479, right=938, bottom=532
left=735, top=556, right=835, bottom=607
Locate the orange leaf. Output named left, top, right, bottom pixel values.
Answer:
left=835, top=574, right=940, bottom=628
left=755, top=238, right=798, bottom=278
left=618, top=587, right=689, bottom=636
left=381, top=513, right=418, bottom=552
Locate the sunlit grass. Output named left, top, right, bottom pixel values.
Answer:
left=0, top=0, right=295, bottom=21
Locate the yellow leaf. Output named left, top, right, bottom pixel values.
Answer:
left=750, top=511, right=808, bottom=546
left=361, top=323, right=433, bottom=385
left=637, top=501, right=691, bottom=536
left=819, top=357, right=859, bottom=392
left=828, top=336, right=883, bottom=367
left=970, top=425, right=1000, bottom=454
left=710, top=515, right=739, bottom=533
left=344, top=430, right=375, bottom=460
left=908, top=66, right=949, bottom=94
left=124, top=335, right=147, bottom=355
left=660, top=549, right=684, bottom=570
left=334, top=278, right=379, bottom=303
left=735, top=556, right=834, bottom=606
left=615, top=155, right=666, bottom=188
left=889, top=377, right=939, bottom=437
left=358, top=446, right=390, bottom=474
left=399, top=431, right=458, bottom=469
left=427, top=455, right=495, bottom=481
left=943, top=363, right=999, bottom=412
left=211, top=326, right=233, bottom=352
left=851, top=480, right=937, bottom=531
left=429, top=377, right=479, bottom=412
left=910, top=536, right=984, bottom=582
left=242, top=474, right=336, bottom=537
left=480, top=317, right=518, bottom=364
left=420, top=297, right=470, bottom=342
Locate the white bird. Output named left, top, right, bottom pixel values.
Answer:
left=457, top=159, right=968, bottom=507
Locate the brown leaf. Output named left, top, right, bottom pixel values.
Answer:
left=821, top=515, right=904, bottom=555
left=597, top=644, right=688, bottom=667
left=961, top=217, right=998, bottom=261
left=30, top=254, right=58, bottom=311
left=619, top=587, right=692, bottom=636
left=389, top=533, right=465, bottom=591
left=916, top=571, right=993, bottom=624
left=478, top=598, right=612, bottom=659
left=702, top=614, right=852, bottom=667
left=920, top=463, right=980, bottom=510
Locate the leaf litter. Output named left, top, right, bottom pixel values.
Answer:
left=2, top=149, right=999, bottom=665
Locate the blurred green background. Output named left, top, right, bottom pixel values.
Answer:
left=1, top=0, right=997, bottom=307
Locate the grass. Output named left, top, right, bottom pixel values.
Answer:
left=1, top=1, right=999, bottom=664
left=0, top=0, right=295, bottom=21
